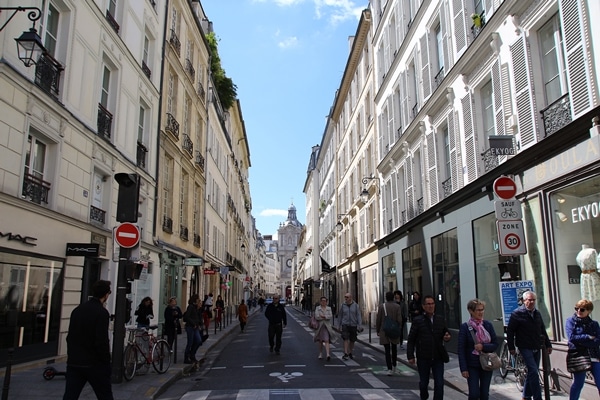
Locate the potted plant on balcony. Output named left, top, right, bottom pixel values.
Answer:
left=471, top=13, right=484, bottom=28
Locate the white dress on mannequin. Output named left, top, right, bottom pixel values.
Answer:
left=576, top=244, right=600, bottom=301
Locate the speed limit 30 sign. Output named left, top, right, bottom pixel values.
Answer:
left=496, top=220, right=527, bottom=255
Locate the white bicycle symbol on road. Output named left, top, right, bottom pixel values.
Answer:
left=269, top=371, right=303, bottom=383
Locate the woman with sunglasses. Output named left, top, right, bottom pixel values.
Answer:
left=566, top=299, right=600, bottom=399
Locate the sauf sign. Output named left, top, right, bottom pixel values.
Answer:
left=493, top=176, right=527, bottom=256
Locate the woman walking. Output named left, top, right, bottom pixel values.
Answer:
left=183, top=294, right=203, bottom=364
left=163, top=296, right=182, bottom=350
left=376, top=291, right=403, bottom=375
left=134, top=297, right=154, bottom=328
left=458, top=298, right=498, bottom=400
left=314, top=297, right=335, bottom=361
left=566, top=299, right=600, bottom=399
left=237, top=299, right=249, bottom=332
left=394, top=290, right=408, bottom=349
left=408, top=291, right=423, bottom=321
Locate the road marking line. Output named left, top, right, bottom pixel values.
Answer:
left=242, top=365, right=264, bottom=368
left=358, top=372, right=389, bottom=389
left=284, top=364, right=306, bottom=367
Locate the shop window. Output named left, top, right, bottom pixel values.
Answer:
left=402, top=242, right=423, bottom=320
left=551, top=177, right=600, bottom=339
left=432, top=229, right=461, bottom=329
left=382, top=253, right=397, bottom=294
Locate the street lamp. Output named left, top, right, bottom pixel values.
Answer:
left=361, top=175, right=380, bottom=203
left=336, top=214, right=350, bottom=232
left=0, top=7, right=47, bottom=67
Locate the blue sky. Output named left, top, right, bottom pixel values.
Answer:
left=201, top=0, right=367, bottom=238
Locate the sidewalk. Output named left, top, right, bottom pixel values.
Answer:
left=0, top=307, right=259, bottom=400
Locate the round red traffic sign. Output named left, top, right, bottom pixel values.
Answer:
left=493, top=176, right=517, bottom=200
left=114, top=222, right=140, bottom=248
left=505, top=233, right=521, bottom=250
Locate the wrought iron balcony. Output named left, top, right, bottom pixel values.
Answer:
left=185, top=58, right=195, bottom=81
left=90, top=205, right=106, bottom=224
left=541, top=93, right=572, bottom=137
left=195, top=151, right=205, bottom=171
left=481, top=148, right=499, bottom=172
left=197, top=81, right=205, bottom=100
left=165, top=112, right=179, bottom=140
left=35, top=53, right=63, bottom=100
left=411, top=103, right=419, bottom=120
left=22, top=173, right=50, bottom=204
left=434, top=67, right=445, bottom=90
left=193, top=233, right=201, bottom=247
left=442, top=177, right=453, bottom=199
left=417, top=197, right=424, bottom=215
left=141, top=60, right=151, bottom=79
left=180, top=225, right=189, bottom=241
left=169, top=29, right=181, bottom=56
left=147, top=0, right=156, bottom=11
left=162, top=216, right=173, bottom=233
left=182, top=133, right=193, bottom=156
left=105, top=10, right=120, bottom=33
left=97, top=103, right=113, bottom=140
left=137, top=142, right=148, bottom=169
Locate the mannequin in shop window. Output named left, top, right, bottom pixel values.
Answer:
left=576, top=244, right=600, bottom=301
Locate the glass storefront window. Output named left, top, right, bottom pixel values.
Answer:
left=551, top=177, right=600, bottom=339
left=402, top=243, right=423, bottom=318
left=432, top=229, right=461, bottom=329
left=382, top=253, right=396, bottom=294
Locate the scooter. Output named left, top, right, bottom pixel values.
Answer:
left=42, top=366, right=66, bottom=380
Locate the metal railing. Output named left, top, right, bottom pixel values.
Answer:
left=97, top=103, right=113, bottom=140
left=541, top=93, right=571, bottom=137
left=35, top=53, right=62, bottom=100
left=22, top=173, right=51, bottom=204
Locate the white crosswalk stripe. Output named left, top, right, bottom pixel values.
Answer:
left=180, top=388, right=421, bottom=399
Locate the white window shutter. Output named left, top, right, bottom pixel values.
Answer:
left=462, top=93, right=478, bottom=183
left=492, top=60, right=505, bottom=137
left=427, top=133, right=439, bottom=206
left=510, top=36, right=538, bottom=148
left=452, top=0, right=467, bottom=55
left=420, top=34, right=431, bottom=100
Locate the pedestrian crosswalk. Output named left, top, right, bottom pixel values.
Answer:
left=178, top=388, right=422, bottom=399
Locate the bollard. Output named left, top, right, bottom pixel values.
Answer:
left=541, top=337, right=550, bottom=400
left=1, top=347, right=13, bottom=400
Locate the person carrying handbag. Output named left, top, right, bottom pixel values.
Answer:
left=565, top=298, right=600, bottom=400
left=457, top=298, right=498, bottom=400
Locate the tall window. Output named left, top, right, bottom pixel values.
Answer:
left=42, top=3, right=59, bottom=56
left=442, top=126, right=451, bottom=181
left=179, top=171, right=188, bottom=229
left=435, top=23, right=444, bottom=74
left=539, top=14, right=567, bottom=105
left=100, top=66, right=111, bottom=108
left=432, top=229, right=461, bottom=329
left=22, top=131, right=51, bottom=205
left=138, top=106, right=146, bottom=144
left=162, top=156, right=173, bottom=221
left=481, top=79, right=494, bottom=141
left=402, top=243, right=422, bottom=321
left=24, top=135, right=47, bottom=181
left=143, top=35, right=149, bottom=64
left=167, top=72, right=176, bottom=114
left=108, top=0, right=117, bottom=15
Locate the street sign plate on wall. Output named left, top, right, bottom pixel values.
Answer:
left=494, top=200, right=523, bottom=220
left=496, top=220, right=527, bottom=255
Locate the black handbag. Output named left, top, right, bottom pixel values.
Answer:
left=566, top=348, right=592, bottom=373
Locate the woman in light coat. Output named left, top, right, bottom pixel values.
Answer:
left=314, top=297, right=336, bottom=361
left=376, top=291, right=403, bottom=375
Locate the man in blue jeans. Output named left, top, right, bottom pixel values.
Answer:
left=506, top=291, right=552, bottom=400
left=265, top=295, right=287, bottom=354
left=407, top=295, right=451, bottom=400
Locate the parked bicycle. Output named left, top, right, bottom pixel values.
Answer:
left=499, top=340, right=527, bottom=390
left=123, top=325, right=171, bottom=381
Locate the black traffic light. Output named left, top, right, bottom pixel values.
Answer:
left=114, top=173, right=140, bottom=222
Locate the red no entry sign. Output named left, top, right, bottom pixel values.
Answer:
left=493, top=176, right=517, bottom=200
left=114, top=222, right=140, bottom=248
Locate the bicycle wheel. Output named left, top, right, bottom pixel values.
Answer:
left=123, top=345, right=138, bottom=381
left=515, top=353, right=527, bottom=392
left=152, top=340, right=172, bottom=374
left=499, top=343, right=510, bottom=378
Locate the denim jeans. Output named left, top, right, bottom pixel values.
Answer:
left=520, top=348, right=542, bottom=400
left=466, top=365, right=493, bottom=400
left=383, top=343, right=398, bottom=370
left=184, top=325, right=201, bottom=360
left=417, top=359, right=444, bottom=400
left=570, top=361, right=600, bottom=400
left=268, top=323, right=283, bottom=351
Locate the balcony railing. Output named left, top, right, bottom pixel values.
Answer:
left=197, top=81, right=205, bottom=100
left=90, top=205, right=106, bottom=224
left=180, top=226, right=189, bottom=241
left=185, top=59, right=195, bottom=81
left=481, top=148, right=499, bottom=173
left=141, top=60, right=151, bottom=79
left=417, top=197, right=424, bottom=215
left=22, top=173, right=51, bottom=204
left=97, top=103, right=113, bottom=140
left=541, top=93, right=572, bottom=137
left=105, top=10, right=120, bottom=33
left=169, top=29, right=181, bottom=56
left=195, top=151, right=205, bottom=171
left=35, top=53, right=63, bottom=100
left=441, top=177, right=452, bottom=199
left=147, top=0, right=157, bottom=11
left=182, top=134, right=193, bottom=156
left=165, top=112, right=179, bottom=140
left=193, top=233, right=201, bottom=247
left=411, top=103, right=419, bottom=120
left=470, top=12, right=486, bottom=40
left=434, top=67, right=445, bottom=90
left=137, top=142, right=148, bottom=169
left=162, top=216, right=173, bottom=233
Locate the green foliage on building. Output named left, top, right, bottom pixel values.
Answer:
left=206, top=32, right=237, bottom=111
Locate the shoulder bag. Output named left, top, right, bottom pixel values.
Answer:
left=566, top=348, right=592, bottom=373
left=309, top=315, right=319, bottom=330
left=382, top=303, right=401, bottom=339
left=469, top=325, right=501, bottom=371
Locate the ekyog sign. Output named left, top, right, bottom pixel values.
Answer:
left=571, top=201, right=600, bottom=224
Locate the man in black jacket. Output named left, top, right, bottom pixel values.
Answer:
left=63, top=280, right=113, bottom=400
left=407, top=295, right=451, bottom=400
left=506, top=291, right=552, bottom=400
left=265, top=295, right=287, bottom=354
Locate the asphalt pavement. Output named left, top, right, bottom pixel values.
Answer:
left=0, top=304, right=571, bottom=399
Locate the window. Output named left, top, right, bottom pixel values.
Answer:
left=481, top=79, right=494, bottom=141
left=138, top=106, right=146, bottom=144
left=22, top=133, right=51, bottom=205
left=442, top=125, right=451, bottom=181
left=143, top=35, right=149, bottom=65
left=432, top=229, right=461, bottom=329
left=100, top=66, right=111, bottom=108
left=179, top=171, right=188, bottom=239
left=41, top=3, right=59, bottom=56
left=539, top=14, right=567, bottom=106
left=162, top=156, right=174, bottom=231
left=402, top=243, right=422, bottom=321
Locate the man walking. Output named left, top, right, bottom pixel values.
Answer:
left=338, top=292, right=362, bottom=360
left=407, top=295, right=451, bottom=400
left=265, top=295, right=287, bottom=354
left=63, top=280, right=113, bottom=400
left=506, top=291, right=552, bottom=400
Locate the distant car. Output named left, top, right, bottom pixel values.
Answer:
left=266, top=297, right=273, bottom=304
